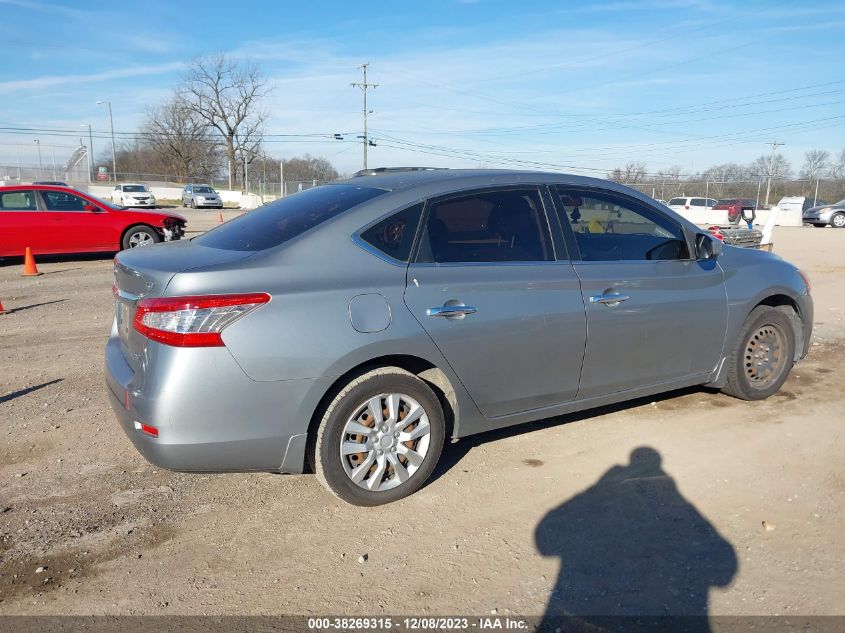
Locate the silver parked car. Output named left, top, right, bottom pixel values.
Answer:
left=181, top=184, right=223, bottom=209
left=803, top=198, right=845, bottom=228
left=106, top=169, right=813, bottom=505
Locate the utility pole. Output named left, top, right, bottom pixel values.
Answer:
left=50, top=144, right=57, bottom=180
left=15, top=142, right=21, bottom=181
left=764, top=141, right=784, bottom=206
left=351, top=63, right=378, bottom=170
left=97, top=100, right=117, bottom=181
left=280, top=160, right=284, bottom=198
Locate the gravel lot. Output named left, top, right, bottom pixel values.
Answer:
left=1, top=219, right=843, bottom=617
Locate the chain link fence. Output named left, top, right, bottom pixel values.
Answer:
left=624, top=179, right=845, bottom=206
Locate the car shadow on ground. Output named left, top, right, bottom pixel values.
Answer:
left=431, top=386, right=713, bottom=485
left=532, top=447, right=737, bottom=633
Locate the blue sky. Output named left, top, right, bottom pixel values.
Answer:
left=1, top=0, right=844, bottom=179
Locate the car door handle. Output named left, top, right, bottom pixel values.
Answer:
left=426, top=305, right=478, bottom=318
left=589, top=293, right=630, bottom=305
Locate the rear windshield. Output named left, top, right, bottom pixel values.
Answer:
left=194, top=184, right=386, bottom=251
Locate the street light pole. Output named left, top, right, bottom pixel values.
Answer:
left=80, top=124, right=94, bottom=183
left=34, top=139, right=43, bottom=179
left=15, top=143, right=21, bottom=181
left=764, top=141, right=784, bottom=206
left=97, top=100, right=117, bottom=181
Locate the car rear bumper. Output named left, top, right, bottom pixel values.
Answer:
left=104, top=332, right=330, bottom=473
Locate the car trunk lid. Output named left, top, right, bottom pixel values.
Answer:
left=113, top=240, right=255, bottom=370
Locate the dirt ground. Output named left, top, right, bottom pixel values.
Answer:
left=1, top=220, right=843, bottom=617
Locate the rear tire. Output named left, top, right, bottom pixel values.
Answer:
left=314, top=367, right=445, bottom=506
left=721, top=306, right=796, bottom=400
left=121, top=225, right=161, bottom=250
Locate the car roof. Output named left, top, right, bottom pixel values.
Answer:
left=336, top=168, right=647, bottom=194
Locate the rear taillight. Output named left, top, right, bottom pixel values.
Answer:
left=133, top=293, right=270, bottom=347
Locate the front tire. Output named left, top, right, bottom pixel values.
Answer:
left=831, top=212, right=845, bottom=228
left=314, top=367, right=445, bottom=506
left=722, top=306, right=796, bottom=400
left=121, top=225, right=161, bottom=250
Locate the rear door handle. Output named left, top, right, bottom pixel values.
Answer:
left=589, top=293, right=630, bottom=306
left=426, top=305, right=478, bottom=318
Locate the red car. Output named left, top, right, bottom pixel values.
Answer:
left=0, top=185, right=186, bottom=257
left=713, top=198, right=759, bottom=225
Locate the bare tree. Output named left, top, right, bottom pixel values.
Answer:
left=826, top=149, right=845, bottom=181
left=749, top=153, right=792, bottom=180
left=800, top=149, right=830, bottom=182
left=142, top=95, right=219, bottom=181
left=607, top=161, right=647, bottom=184
left=180, top=53, right=269, bottom=189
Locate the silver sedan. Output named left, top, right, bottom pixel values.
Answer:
left=106, top=169, right=813, bottom=505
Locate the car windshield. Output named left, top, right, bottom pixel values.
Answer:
left=194, top=184, right=387, bottom=251
left=194, top=186, right=215, bottom=193
left=834, top=198, right=845, bottom=206
left=123, top=185, right=148, bottom=192
left=716, top=199, right=736, bottom=205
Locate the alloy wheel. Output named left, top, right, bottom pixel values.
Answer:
left=127, top=231, right=154, bottom=248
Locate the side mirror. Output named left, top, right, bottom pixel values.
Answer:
left=695, top=233, right=722, bottom=260
left=84, top=203, right=99, bottom=212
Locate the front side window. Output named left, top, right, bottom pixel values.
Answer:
left=359, top=203, right=423, bottom=263
left=415, top=188, right=552, bottom=263
left=556, top=187, right=689, bottom=262
left=41, top=191, right=88, bottom=211
left=667, top=197, right=686, bottom=206
left=194, top=184, right=386, bottom=251
left=0, top=190, right=37, bottom=211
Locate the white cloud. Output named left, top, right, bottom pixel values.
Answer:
left=0, top=62, right=185, bottom=93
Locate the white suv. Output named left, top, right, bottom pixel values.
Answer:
left=112, top=184, right=156, bottom=208
left=667, top=196, right=720, bottom=224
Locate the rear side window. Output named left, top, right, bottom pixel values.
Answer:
left=0, top=190, right=37, bottom=210
left=668, top=198, right=686, bottom=206
left=194, top=185, right=386, bottom=251
left=415, top=188, right=552, bottom=263
left=359, top=203, right=423, bottom=262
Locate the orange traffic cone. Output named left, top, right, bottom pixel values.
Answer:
left=0, top=298, right=6, bottom=314
left=217, top=209, right=224, bottom=224
left=22, top=247, right=42, bottom=276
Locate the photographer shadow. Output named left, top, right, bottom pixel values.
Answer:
left=535, top=447, right=737, bottom=633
